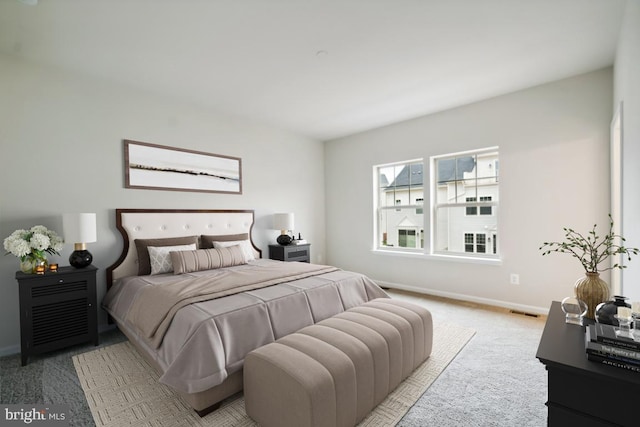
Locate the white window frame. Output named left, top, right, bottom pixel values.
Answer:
left=373, top=159, right=424, bottom=253
left=430, top=147, right=499, bottom=260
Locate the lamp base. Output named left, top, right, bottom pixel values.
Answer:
left=69, top=250, right=93, bottom=268
left=276, top=234, right=292, bottom=246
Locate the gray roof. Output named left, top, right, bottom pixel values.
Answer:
left=385, top=157, right=475, bottom=188
left=387, top=163, right=423, bottom=187
left=437, top=157, right=475, bottom=184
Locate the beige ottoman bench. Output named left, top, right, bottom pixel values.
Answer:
left=244, top=298, right=433, bottom=427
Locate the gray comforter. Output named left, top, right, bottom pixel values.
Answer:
left=102, top=259, right=388, bottom=394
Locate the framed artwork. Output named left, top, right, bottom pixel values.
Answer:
left=124, top=140, right=242, bottom=194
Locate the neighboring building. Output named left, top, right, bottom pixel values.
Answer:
left=379, top=151, right=498, bottom=255
left=379, top=162, right=424, bottom=249
left=434, top=152, right=499, bottom=255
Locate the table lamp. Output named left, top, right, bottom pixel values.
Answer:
left=273, top=213, right=294, bottom=246
left=63, top=213, right=97, bottom=268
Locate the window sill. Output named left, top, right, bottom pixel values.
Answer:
left=372, top=249, right=502, bottom=265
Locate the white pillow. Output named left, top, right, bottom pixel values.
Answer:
left=212, top=240, right=255, bottom=261
left=148, top=244, right=197, bottom=275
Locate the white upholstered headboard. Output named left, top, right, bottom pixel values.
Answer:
left=106, top=209, right=261, bottom=287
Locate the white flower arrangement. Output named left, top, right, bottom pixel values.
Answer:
left=3, top=225, right=64, bottom=261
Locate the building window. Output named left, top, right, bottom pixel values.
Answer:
left=464, top=233, right=494, bottom=254
left=476, top=233, right=486, bottom=253
left=465, top=197, right=477, bottom=215
left=399, top=229, right=417, bottom=247
left=432, top=147, right=499, bottom=258
left=375, top=159, right=424, bottom=250
left=464, top=233, right=474, bottom=252
left=466, top=196, right=493, bottom=216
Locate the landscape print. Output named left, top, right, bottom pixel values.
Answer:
left=124, top=140, right=242, bottom=194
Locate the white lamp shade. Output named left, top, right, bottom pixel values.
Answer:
left=272, top=213, right=294, bottom=231
left=63, top=213, right=97, bottom=244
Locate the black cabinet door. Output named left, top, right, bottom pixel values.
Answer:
left=17, top=265, right=98, bottom=366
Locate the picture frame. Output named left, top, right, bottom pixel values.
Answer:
left=124, top=140, right=242, bottom=194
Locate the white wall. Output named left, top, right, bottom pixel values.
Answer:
left=0, top=55, right=325, bottom=355
left=614, top=0, right=640, bottom=301
left=325, top=69, right=613, bottom=314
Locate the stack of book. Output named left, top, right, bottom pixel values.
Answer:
left=585, top=323, right=640, bottom=372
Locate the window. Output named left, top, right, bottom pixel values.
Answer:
left=399, top=229, right=417, bottom=247
left=375, top=159, right=424, bottom=250
left=466, top=196, right=493, bottom=216
left=432, top=147, right=499, bottom=257
left=464, top=233, right=496, bottom=254
left=479, top=196, right=493, bottom=215
left=465, top=197, right=477, bottom=215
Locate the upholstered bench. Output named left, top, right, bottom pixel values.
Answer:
left=244, top=298, right=433, bottom=427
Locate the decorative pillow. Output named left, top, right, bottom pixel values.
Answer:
left=134, top=236, right=199, bottom=275
left=212, top=240, right=255, bottom=261
left=148, top=244, right=197, bottom=275
left=201, top=233, right=249, bottom=249
left=171, top=245, right=246, bottom=274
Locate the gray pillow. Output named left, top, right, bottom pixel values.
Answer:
left=134, top=236, right=198, bottom=275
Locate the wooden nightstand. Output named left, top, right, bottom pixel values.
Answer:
left=16, top=265, right=99, bottom=366
left=268, top=244, right=311, bottom=263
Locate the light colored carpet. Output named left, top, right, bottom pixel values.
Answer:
left=72, top=322, right=475, bottom=427
left=390, top=291, right=547, bottom=426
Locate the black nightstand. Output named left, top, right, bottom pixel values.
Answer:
left=269, top=244, right=311, bottom=263
left=536, top=301, right=640, bottom=426
left=16, top=265, right=99, bottom=366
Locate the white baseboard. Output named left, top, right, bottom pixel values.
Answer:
left=376, top=280, right=549, bottom=316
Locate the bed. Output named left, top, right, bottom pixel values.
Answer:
left=103, top=209, right=389, bottom=415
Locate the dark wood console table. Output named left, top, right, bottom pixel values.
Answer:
left=536, top=301, right=640, bottom=426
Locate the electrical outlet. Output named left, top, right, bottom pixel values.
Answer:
left=510, top=274, right=520, bottom=285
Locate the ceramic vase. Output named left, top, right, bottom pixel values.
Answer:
left=574, top=272, right=609, bottom=320
left=595, top=295, right=631, bottom=326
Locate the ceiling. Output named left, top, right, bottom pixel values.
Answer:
left=0, top=0, right=627, bottom=141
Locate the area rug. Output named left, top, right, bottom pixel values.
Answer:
left=73, top=323, right=475, bottom=427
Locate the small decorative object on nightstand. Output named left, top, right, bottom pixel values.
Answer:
left=16, top=265, right=98, bottom=366
left=291, top=233, right=307, bottom=245
left=3, top=225, right=64, bottom=274
left=560, top=296, right=587, bottom=325
left=269, top=244, right=310, bottom=263
left=595, top=295, right=631, bottom=326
